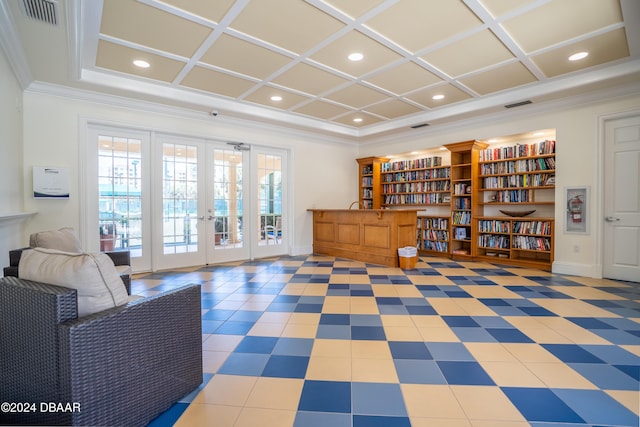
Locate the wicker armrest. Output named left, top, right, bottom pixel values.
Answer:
left=104, top=250, right=131, bottom=266
left=59, top=284, right=203, bottom=427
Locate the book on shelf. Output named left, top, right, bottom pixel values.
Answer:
left=479, top=140, right=556, bottom=161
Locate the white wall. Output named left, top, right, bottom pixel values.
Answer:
left=357, top=92, right=640, bottom=278
left=0, top=47, right=27, bottom=267
left=21, top=90, right=358, bottom=262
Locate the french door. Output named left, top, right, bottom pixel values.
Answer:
left=88, top=125, right=288, bottom=272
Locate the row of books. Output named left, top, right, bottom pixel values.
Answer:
left=480, top=158, right=556, bottom=175
left=384, top=193, right=448, bottom=205
left=421, top=240, right=448, bottom=252
left=513, top=236, right=552, bottom=251
left=479, top=140, right=556, bottom=161
left=418, top=217, right=449, bottom=229
left=453, top=183, right=471, bottom=195
left=362, top=200, right=373, bottom=209
left=478, top=235, right=510, bottom=249
left=483, top=173, right=554, bottom=189
left=361, top=177, right=373, bottom=186
left=383, top=181, right=450, bottom=194
left=421, top=230, right=449, bottom=241
left=381, top=156, right=443, bottom=172
left=493, top=189, right=533, bottom=203
left=453, top=227, right=469, bottom=240
left=452, top=212, right=471, bottom=225
left=478, top=220, right=511, bottom=233
left=455, top=198, right=471, bottom=210
left=361, top=166, right=373, bottom=175
left=362, top=188, right=373, bottom=198
left=382, top=169, right=450, bottom=181
left=513, top=221, right=552, bottom=235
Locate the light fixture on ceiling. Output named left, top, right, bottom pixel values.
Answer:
left=568, top=51, right=589, bottom=61
left=270, top=95, right=283, bottom=102
left=348, top=52, right=364, bottom=62
left=133, top=59, right=150, bottom=68
left=353, top=117, right=363, bottom=123
left=432, top=94, right=445, bottom=100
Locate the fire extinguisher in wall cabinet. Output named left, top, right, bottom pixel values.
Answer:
left=568, top=195, right=583, bottom=223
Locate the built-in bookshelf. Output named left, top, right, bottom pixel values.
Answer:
left=381, top=156, right=450, bottom=207
left=357, top=157, right=389, bottom=209
left=446, top=140, right=488, bottom=259
left=475, top=217, right=554, bottom=269
left=417, top=215, right=449, bottom=255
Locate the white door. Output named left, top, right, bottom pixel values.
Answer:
left=86, top=125, right=152, bottom=273
left=153, top=138, right=250, bottom=269
left=253, top=148, right=289, bottom=259
left=603, top=114, right=640, bottom=282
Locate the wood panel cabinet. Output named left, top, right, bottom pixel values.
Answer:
left=357, top=157, right=389, bottom=209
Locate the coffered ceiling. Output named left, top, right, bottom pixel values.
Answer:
left=1, top=0, right=639, bottom=141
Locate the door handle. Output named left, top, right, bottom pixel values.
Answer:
left=605, top=216, right=620, bottom=222
left=207, top=215, right=214, bottom=221
left=197, top=216, right=205, bottom=220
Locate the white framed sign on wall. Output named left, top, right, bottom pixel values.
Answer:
left=33, top=167, right=70, bottom=199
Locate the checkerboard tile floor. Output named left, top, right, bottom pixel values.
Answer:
left=135, top=255, right=640, bottom=427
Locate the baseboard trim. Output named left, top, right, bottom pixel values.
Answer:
left=552, top=261, right=602, bottom=279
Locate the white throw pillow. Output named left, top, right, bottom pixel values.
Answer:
left=19, top=247, right=129, bottom=317
left=29, top=227, right=82, bottom=253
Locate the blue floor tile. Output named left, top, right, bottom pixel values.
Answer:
left=147, top=402, right=189, bottom=427
left=394, top=360, right=447, bottom=384
left=389, top=341, right=432, bottom=360
left=451, top=327, right=497, bottom=342
left=351, top=326, right=386, bottom=340
left=486, top=328, right=535, bottom=343
left=351, top=314, right=383, bottom=326
left=272, top=338, right=314, bottom=356
left=553, top=388, right=639, bottom=426
left=262, top=355, right=309, bottom=378
left=320, top=313, right=350, bottom=325
left=352, top=415, right=411, bottom=427
left=235, top=336, right=278, bottom=354
left=298, top=381, right=351, bottom=413
left=352, top=382, right=407, bottom=416
left=217, top=353, right=269, bottom=376
left=437, top=361, right=495, bottom=385
left=542, top=344, right=605, bottom=364
left=502, top=387, right=585, bottom=424
left=201, top=309, right=235, bottom=320
left=316, top=324, right=351, bottom=339
left=426, top=342, right=474, bottom=361
left=568, top=363, right=639, bottom=390
left=443, top=316, right=481, bottom=327
left=406, top=305, right=437, bottom=315
left=214, top=321, right=255, bottom=335
left=294, top=411, right=351, bottom=427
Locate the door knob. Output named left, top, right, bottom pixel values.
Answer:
left=208, top=215, right=214, bottom=221
left=197, top=216, right=205, bottom=220
left=605, top=216, right=620, bottom=222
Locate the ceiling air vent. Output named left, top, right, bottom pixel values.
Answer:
left=410, top=123, right=429, bottom=129
left=504, top=100, right=532, bottom=109
left=21, top=0, right=58, bottom=25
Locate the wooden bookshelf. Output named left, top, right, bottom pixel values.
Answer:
left=446, top=140, right=488, bottom=260
left=475, top=217, right=554, bottom=270
left=356, top=157, right=388, bottom=209
left=417, top=215, right=450, bottom=255
left=380, top=156, right=450, bottom=207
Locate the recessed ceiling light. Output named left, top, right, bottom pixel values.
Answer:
left=133, top=59, right=150, bottom=68
left=348, top=52, right=364, bottom=62
left=488, top=139, right=500, bottom=143
left=353, top=117, right=363, bottom=123
left=568, top=51, right=588, bottom=61
left=270, top=95, right=283, bottom=102
left=410, top=151, right=420, bottom=155
left=533, top=132, right=545, bottom=136
left=439, top=147, right=446, bottom=150
left=432, top=94, right=445, bottom=100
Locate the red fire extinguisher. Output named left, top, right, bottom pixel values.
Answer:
left=568, top=195, right=583, bottom=223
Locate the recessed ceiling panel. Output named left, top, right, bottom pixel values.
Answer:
left=243, top=86, right=310, bottom=110
left=365, top=99, right=422, bottom=119
left=161, top=0, right=236, bottom=23
left=502, top=0, right=623, bottom=53
left=365, top=61, right=442, bottom=95
left=480, top=0, right=537, bottom=18
left=325, top=83, right=389, bottom=109
left=200, top=34, right=292, bottom=79
left=181, top=66, right=256, bottom=98
left=323, top=0, right=386, bottom=19
left=96, top=40, right=185, bottom=83
left=229, top=0, right=345, bottom=54
left=293, top=100, right=352, bottom=120
left=333, top=112, right=382, bottom=127
left=364, top=0, right=482, bottom=53
left=532, top=28, right=630, bottom=78
left=406, top=84, right=473, bottom=108
left=310, top=30, right=402, bottom=78
left=272, top=62, right=349, bottom=96
left=100, top=0, right=212, bottom=58
left=421, top=30, right=514, bottom=78
left=459, top=62, right=537, bottom=95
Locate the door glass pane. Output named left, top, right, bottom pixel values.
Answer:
left=162, top=143, right=199, bottom=254
left=98, top=136, right=142, bottom=256
left=213, top=149, right=243, bottom=249
left=258, top=153, right=282, bottom=246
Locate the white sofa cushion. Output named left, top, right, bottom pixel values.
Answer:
left=19, top=247, right=129, bottom=317
left=29, top=227, right=82, bottom=253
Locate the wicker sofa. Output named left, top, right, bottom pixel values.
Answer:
left=0, top=276, right=202, bottom=426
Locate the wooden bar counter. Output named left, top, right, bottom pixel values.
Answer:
left=308, top=209, right=418, bottom=267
